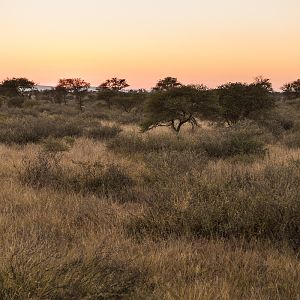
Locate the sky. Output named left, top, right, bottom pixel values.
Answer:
left=0, top=0, right=299, bottom=90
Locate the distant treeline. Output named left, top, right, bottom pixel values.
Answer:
left=0, top=76, right=299, bottom=132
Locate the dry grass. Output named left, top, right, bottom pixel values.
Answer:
left=0, top=102, right=300, bottom=299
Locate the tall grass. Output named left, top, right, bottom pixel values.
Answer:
left=0, top=100, right=299, bottom=298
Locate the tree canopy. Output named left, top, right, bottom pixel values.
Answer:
left=153, top=77, right=182, bottom=91
left=57, top=78, right=90, bottom=110
left=142, top=85, right=219, bottom=132
left=217, top=78, right=275, bottom=125
left=97, top=78, right=129, bottom=109
left=281, top=79, right=300, bottom=100
left=0, top=77, right=35, bottom=97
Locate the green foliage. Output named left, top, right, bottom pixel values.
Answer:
left=218, top=78, right=275, bottom=124
left=97, top=78, right=130, bottom=109
left=141, top=85, right=220, bottom=132
left=112, top=90, right=146, bottom=112
left=57, top=78, right=90, bottom=110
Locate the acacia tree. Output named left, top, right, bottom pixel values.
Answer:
left=141, top=85, right=219, bottom=133
left=218, top=78, right=275, bottom=125
left=54, top=84, right=69, bottom=104
left=57, top=78, right=90, bottom=110
left=112, top=89, right=147, bottom=113
left=153, top=77, right=182, bottom=91
left=281, top=79, right=300, bottom=100
left=97, top=78, right=129, bottom=109
left=0, top=77, right=35, bottom=98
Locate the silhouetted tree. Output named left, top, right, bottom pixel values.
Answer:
left=142, top=85, right=219, bottom=133
left=218, top=79, right=275, bottom=125
left=57, top=78, right=90, bottom=110
left=254, top=76, right=273, bottom=92
left=97, top=78, right=129, bottom=109
left=153, top=77, right=182, bottom=91
left=55, top=83, right=69, bottom=104
left=0, top=77, right=35, bottom=98
left=281, top=79, right=300, bottom=100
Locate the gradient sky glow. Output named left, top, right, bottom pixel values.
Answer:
left=1, top=0, right=299, bottom=89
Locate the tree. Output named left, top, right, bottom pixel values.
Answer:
left=281, top=79, right=300, bottom=100
left=0, top=77, right=35, bottom=98
left=141, top=85, right=219, bottom=133
left=153, top=77, right=182, bottom=91
left=54, top=84, right=69, bottom=104
left=57, top=78, right=90, bottom=110
left=254, top=76, right=273, bottom=92
left=97, top=78, right=129, bottom=109
left=218, top=79, right=275, bottom=125
left=112, top=89, right=147, bottom=113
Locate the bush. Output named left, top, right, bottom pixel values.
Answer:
left=85, top=124, right=122, bottom=140
left=283, top=131, right=300, bottom=148
left=19, top=152, right=134, bottom=201
left=108, top=133, right=193, bottom=155
left=0, top=117, right=83, bottom=144
left=23, top=99, right=40, bottom=108
left=41, top=137, right=72, bottom=153
left=200, top=123, right=267, bottom=158
left=71, top=161, right=133, bottom=197
left=19, top=152, right=64, bottom=189
left=126, top=160, right=300, bottom=248
left=0, top=244, right=145, bottom=300
left=6, top=96, right=25, bottom=108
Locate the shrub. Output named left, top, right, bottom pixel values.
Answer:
left=283, top=131, right=300, bottom=148
left=108, top=133, right=193, bottom=155
left=0, top=244, right=145, bottom=300
left=19, top=153, right=134, bottom=201
left=0, top=117, right=83, bottom=144
left=126, top=160, right=300, bottom=248
left=23, top=99, right=40, bottom=108
left=41, top=137, right=72, bottom=153
left=85, top=124, right=122, bottom=140
left=200, top=123, right=267, bottom=158
left=19, top=151, right=63, bottom=189
left=71, top=161, right=133, bottom=197
left=6, top=96, right=25, bottom=108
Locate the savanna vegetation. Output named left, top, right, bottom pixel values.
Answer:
left=0, top=75, right=300, bottom=299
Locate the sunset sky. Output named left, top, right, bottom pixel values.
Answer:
left=0, top=0, right=299, bottom=89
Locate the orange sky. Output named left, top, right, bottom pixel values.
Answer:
left=0, top=0, right=299, bottom=90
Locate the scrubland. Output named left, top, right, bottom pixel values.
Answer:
left=0, top=98, right=300, bottom=299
